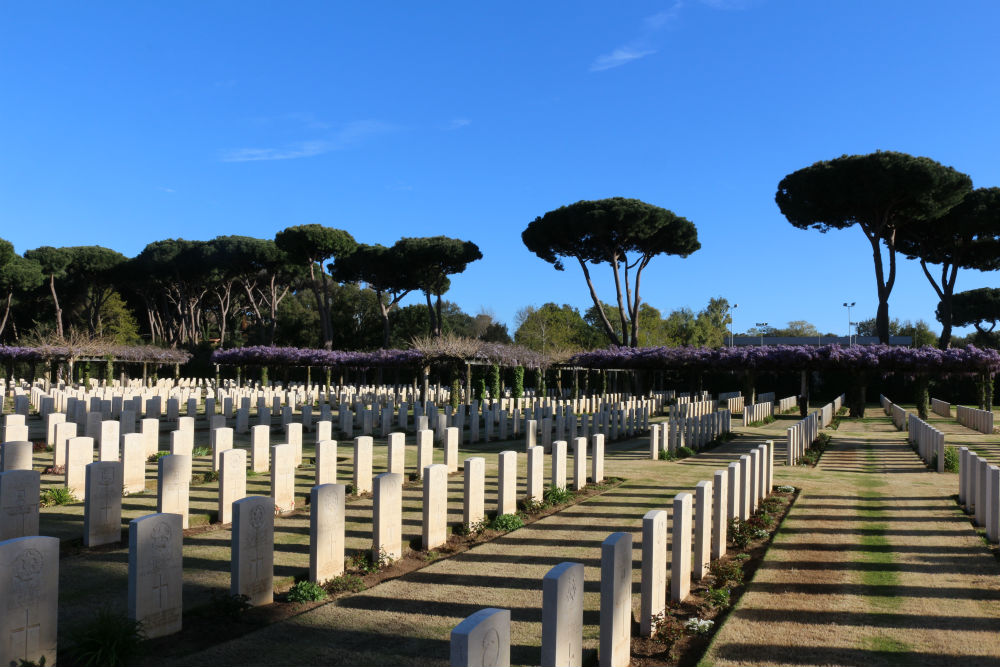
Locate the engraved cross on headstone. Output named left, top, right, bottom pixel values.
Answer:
left=152, top=572, right=169, bottom=609
left=11, top=609, right=40, bottom=662
left=5, top=487, right=34, bottom=535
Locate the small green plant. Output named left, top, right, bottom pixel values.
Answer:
left=286, top=580, right=328, bottom=603
left=202, top=470, right=219, bottom=483
left=147, top=450, right=169, bottom=463
left=246, top=469, right=260, bottom=478
left=734, top=552, right=751, bottom=561
left=491, top=513, right=525, bottom=531
left=651, top=612, right=686, bottom=657
left=519, top=498, right=546, bottom=514
left=209, top=590, right=252, bottom=620
left=704, top=586, right=731, bottom=609
left=68, top=607, right=145, bottom=667
left=39, top=487, right=77, bottom=507
left=944, top=445, right=959, bottom=473
left=193, top=446, right=211, bottom=456
left=349, top=546, right=391, bottom=574
left=709, top=558, right=744, bottom=588
left=346, top=483, right=358, bottom=496
left=676, top=446, right=695, bottom=459
left=748, top=416, right=776, bottom=427
left=543, top=485, right=573, bottom=505
left=775, top=484, right=795, bottom=493
left=760, top=497, right=782, bottom=513
left=659, top=449, right=676, bottom=461
left=728, top=518, right=753, bottom=549
left=455, top=518, right=489, bottom=536
left=324, top=574, right=365, bottom=594
left=423, top=550, right=440, bottom=562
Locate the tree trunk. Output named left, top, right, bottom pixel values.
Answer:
left=49, top=274, right=63, bottom=339
left=876, top=299, right=890, bottom=344
left=799, top=370, right=809, bottom=417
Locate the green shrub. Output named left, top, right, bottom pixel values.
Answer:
left=728, top=518, right=753, bottom=549
left=491, top=513, right=524, bottom=531
left=676, top=446, right=695, bottom=459
left=512, top=366, right=524, bottom=399
left=709, top=558, right=744, bottom=588
left=324, top=574, right=365, bottom=594
left=704, top=586, right=731, bottom=609
left=658, top=449, right=676, bottom=461
left=488, top=363, right=501, bottom=400
left=349, top=546, right=391, bottom=574
left=346, top=483, right=358, bottom=496
left=734, top=552, right=751, bottom=561
left=519, top=498, right=546, bottom=514
left=39, top=487, right=76, bottom=507
left=286, top=580, right=328, bottom=603
left=202, top=470, right=219, bottom=483
left=944, top=445, right=959, bottom=473
left=193, top=446, right=211, bottom=456
left=651, top=613, right=686, bottom=657
left=246, top=469, right=260, bottom=478
left=68, top=607, right=145, bottom=667
left=543, top=485, right=573, bottom=506
left=147, top=451, right=169, bottom=463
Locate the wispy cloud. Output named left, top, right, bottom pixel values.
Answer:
left=156, top=186, right=176, bottom=194
left=590, top=1, right=684, bottom=72
left=220, top=120, right=396, bottom=163
left=447, top=118, right=471, bottom=130
left=591, top=47, right=657, bottom=72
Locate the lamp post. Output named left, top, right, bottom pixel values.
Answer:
left=729, top=303, right=739, bottom=346
left=843, top=302, right=856, bottom=345
left=755, top=322, right=768, bottom=347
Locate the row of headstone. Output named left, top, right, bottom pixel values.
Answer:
left=879, top=394, right=908, bottom=431
left=721, top=395, right=744, bottom=414
left=930, top=397, right=952, bottom=418
left=907, top=413, right=945, bottom=472
left=776, top=395, right=797, bottom=413
left=786, top=411, right=819, bottom=466
left=660, top=410, right=732, bottom=455
left=743, top=401, right=773, bottom=426
left=819, top=395, right=844, bottom=427
left=956, top=404, right=995, bottom=435
left=450, top=442, right=776, bottom=667
left=959, top=448, right=1000, bottom=543
left=668, top=400, right=716, bottom=420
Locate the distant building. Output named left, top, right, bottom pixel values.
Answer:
left=730, top=335, right=914, bottom=347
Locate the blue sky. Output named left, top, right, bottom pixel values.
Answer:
left=2, top=1, right=999, bottom=340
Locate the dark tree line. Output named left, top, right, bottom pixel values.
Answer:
left=0, top=227, right=485, bottom=350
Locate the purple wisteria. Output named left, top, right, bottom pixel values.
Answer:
left=0, top=344, right=192, bottom=364
left=568, top=344, right=1000, bottom=376
left=211, top=346, right=424, bottom=369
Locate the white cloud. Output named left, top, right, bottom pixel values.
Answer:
left=221, top=140, right=332, bottom=162
left=447, top=118, right=472, bottom=130
left=591, top=1, right=684, bottom=72
left=590, top=47, right=657, bottom=72
left=156, top=186, right=176, bottom=193
left=220, top=120, right=396, bottom=163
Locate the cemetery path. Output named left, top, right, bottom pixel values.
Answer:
left=151, top=435, right=771, bottom=667
left=703, top=422, right=1000, bottom=667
